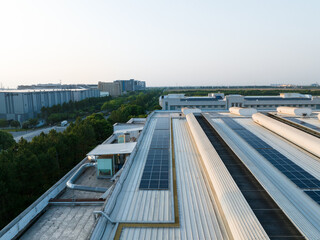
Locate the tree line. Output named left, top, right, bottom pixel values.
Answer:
left=0, top=90, right=162, bottom=229
left=40, top=96, right=111, bottom=125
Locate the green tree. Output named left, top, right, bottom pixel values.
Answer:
left=10, top=120, right=20, bottom=128
left=85, top=113, right=113, bottom=143
left=28, top=118, right=38, bottom=127
left=0, top=131, right=15, bottom=151
left=0, top=119, right=9, bottom=128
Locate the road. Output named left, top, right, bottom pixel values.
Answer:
left=13, top=126, right=67, bottom=142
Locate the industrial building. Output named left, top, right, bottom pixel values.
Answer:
left=159, top=92, right=320, bottom=111
left=17, top=83, right=98, bottom=90
left=98, top=79, right=146, bottom=97
left=1, top=107, right=320, bottom=240
left=0, top=88, right=99, bottom=122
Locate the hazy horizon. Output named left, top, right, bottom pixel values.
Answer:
left=0, top=0, right=319, bottom=88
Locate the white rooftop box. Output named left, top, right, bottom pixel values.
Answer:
left=277, top=107, right=312, bottom=116
left=280, top=93, right=311, bottom=98
left=229, top=107, right=257, bottom=116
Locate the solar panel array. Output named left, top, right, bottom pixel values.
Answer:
left=139, top=117, right=170, bottom=190
left=150, top=130, right=170, bottom=149
left=222, top=117, right=320, bottom=204
left=305, top=191, right=320, bottom=204
left=286, top=117, right=320, bottom=132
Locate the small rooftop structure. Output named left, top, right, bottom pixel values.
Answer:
left=126, top=118, right=146, bottom=124
left=229, top=107, right=257, bottom=116
left=87, top=142, right=137, bottom=156
left=280, top=93, right=312, bottom=98
left=208, top=92, right=225, bottom=99
left=277, top=106, right=312, bottom=116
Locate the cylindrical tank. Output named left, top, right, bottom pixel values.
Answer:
left=229, top=107, right=257, bottom=116
left=252, top=113, right=320, bottom=158
left=277, top=107, right=312, bottom=116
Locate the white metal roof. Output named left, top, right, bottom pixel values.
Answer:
left=113, top=127, right=144, bottom=135
left=87, top=142, right=137, bottom=156
left=186, top=113, right=269, bottom=240
left=205, top=113, right=320, bottom=238
left=120, top=119, right=227, bottom=239
left=109, top=119, right=173, bottom=223
left=96, top=115, right=230, bottom=239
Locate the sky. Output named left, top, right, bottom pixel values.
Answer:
left=0, top=0, right=319, bottom=88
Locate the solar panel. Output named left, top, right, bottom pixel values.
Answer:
left=150, top=130, right=170, bottom=149
left=285, top=118, right=320, bottom=132
left=155, top=117, right=170, bottom=130
left=305, top=191, right=320, bottom=204
left=222, top=118, right=320, bottom=204
left=140, top=117, right=170, bottom=190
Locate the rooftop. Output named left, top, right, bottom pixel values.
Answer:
left=2, top=110, right=320, bottom=240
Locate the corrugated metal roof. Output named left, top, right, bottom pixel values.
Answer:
left=206, top=114, right=320, bottom=238
left=109, top=118, right=173, bottom=223
left=186, top=113, right=269, bottom=240
left=120, top=119, right=227, bottom=239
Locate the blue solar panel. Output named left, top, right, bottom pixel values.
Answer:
left=155, top=117, right=170, bottom=130
left=140, top=117, right=170, bottom=190
left=305, top=191, right=320, bottom=204
left=222, top=117, right=320, bottom=204
left=285, top=118, right=320, bottom=132
left=150, top=130, right=170, bottom=149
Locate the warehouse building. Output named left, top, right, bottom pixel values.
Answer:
left=0, top=88, right=99, bottom=122
left=1, top=108, right=320, bottom=240
left=160, top=92, right=320, bottom=111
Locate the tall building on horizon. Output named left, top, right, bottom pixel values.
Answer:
left=98, top=79, right=146, bottom=97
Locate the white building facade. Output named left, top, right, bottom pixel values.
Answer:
left=159, top=92, right=320, bottom=111
left=0, top=88, right=100, bottom=122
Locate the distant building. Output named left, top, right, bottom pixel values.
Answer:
left=0, top=88, right=100, bottom=122
left=159, top=92, right=320, bottom=110
left=98, top=79, right=146, bottom=96
left=18, top=83, right=98, bottom=90
left=98, top=81, right=122, bottom=97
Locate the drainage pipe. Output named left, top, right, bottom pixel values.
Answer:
left=66, top=163, right=108, bottom=193
left=93, top=211, right=116, bottom=223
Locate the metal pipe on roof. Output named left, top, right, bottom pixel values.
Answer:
left=66, top=163, right=108, bottom=193
left=93, top=211, right=116, bottom=223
